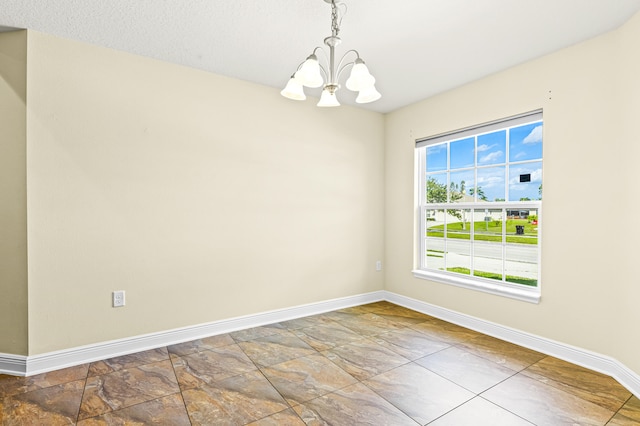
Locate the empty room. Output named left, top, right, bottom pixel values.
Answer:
left=1, top=0, right=639, bottom=424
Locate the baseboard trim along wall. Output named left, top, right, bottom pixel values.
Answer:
left=1, top=290, right=638, bottom=398
left=383, top=291, right=640, bottom=398
left=0, top=291, right=386, bottom=377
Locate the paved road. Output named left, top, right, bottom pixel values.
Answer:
left=427, top=238, right=538, bottom=263
left=425, top=238, right=538, bottom=279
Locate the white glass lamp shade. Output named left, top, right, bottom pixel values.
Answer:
left=345, top=59, right=375, bottom=91
left=294, top=54, right=324, bottom=88
left=280, top=77, right=306, bottom=100
left=317, top=88, right=341, bottom=107
left=356, top=85, right=382, bottom=104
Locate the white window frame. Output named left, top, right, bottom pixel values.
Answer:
left=412, top=110, right=542, bottom=304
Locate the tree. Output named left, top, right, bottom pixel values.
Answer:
left=426, top=178, right=466, bottom=222
left=520, top=197, right=531, bottom=201
left=426, top=177, right=447, bottom=203
left=469, top=186, right=488, bottom=201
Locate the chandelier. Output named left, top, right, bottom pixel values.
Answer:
left=280, top=0, right=381, bottom=107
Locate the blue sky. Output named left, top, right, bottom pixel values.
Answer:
left=426, top=122, right=543, bottom=201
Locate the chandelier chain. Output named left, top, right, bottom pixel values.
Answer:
left=331, top=1, right=340, bottom=36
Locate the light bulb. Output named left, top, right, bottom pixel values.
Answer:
left=346, top=58, right=375, bottom=91
left=280, top=77, right=306, bottom=100
left=356, top=85, right=381, bottom=104
left=294, top=54, right=324, bottom=88
left=317, top=88, right=340, bottom=107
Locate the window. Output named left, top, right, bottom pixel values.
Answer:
left=413, top=111, right=542, bottom=303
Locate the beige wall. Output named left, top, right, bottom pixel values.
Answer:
left=385, top=11, right=640, bottom=373
left=0, top=30, right=28, bottom=356
left=25, top=31, right=385, bottom=354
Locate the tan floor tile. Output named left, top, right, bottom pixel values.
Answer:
left=416, top=346, right=516, bottom=393
left=374, top=304, right=434, bottom=323
left=76, top=393, right=190, bottom=425
left=88, top=347, right=169, bottom=376
left=293, top=382, right=417, bottom=425
left=167, top=334, right=235, bottom=358
left=429, top=396, right=534, bottom=425
left=182, top=370, right=288, bottom=425
left=458, top=334, right=546, bottom=371
left=238, top=332, right=315, bottom=367
left=0, top=303, right=633, bottom=425
left=522, top=356, right=631, bottom=412
left=261, top=353, right=357, bottom=406
left=78, top=360, right=180, bottom=420
left=608, top=396, right=640, bottom=425
left=358, top=300, right=398, bottom=312
left=230, top=325, right=287, bottom=342
left=364, top=362, right=474, bottom=424
left=1, top=379, right=85, bottom=425
left=278, top=315, right=332, bottom=330
left=172, top=344, right=257, bottom=390
left=0, top=364, right=89, bottom=398
left=410, top=318, right=482, bottom=344
left=372, top=327, right=451, bottom=360
left=338, top=312, right=406, bottom=336
left=483, top=373, right=615, bottom=425
left=247, top=408, right=305, bottom=425
left=322, top=339, right=410, bottom=381
left=292, top=322, right=364, bottom=351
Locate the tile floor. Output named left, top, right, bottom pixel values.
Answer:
left=1, top=301, right=639, bottom=425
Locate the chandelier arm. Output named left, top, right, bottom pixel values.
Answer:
left=313, top=46, right=330, bottom=68
left=335, top=49, right=360, bottom=78
left=312, top=47, right=331, bottom=83
left=317, top=63, right=329, bottom=81
left=336, top=61, right=355, bottom=82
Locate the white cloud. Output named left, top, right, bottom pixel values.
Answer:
left=523, top=125, right=543, bottom=144
left=476, top=144, right=496, bottom=152
left=477, top=176, right=503, bottom=188
left=428, top=144, right=446, bottom=153
left=514, top=152, right=526, bottom=159
left=480, top=151, right=503, bottom=163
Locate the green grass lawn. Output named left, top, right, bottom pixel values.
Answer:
left=427, top=219, right=537, bottom=244
left=446, top=267, right=537, bottom=287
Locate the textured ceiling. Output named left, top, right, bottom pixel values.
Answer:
left=1, top=0, right=640, bottom=113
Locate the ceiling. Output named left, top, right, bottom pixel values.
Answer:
left=1, top=0, right=640, bottom=113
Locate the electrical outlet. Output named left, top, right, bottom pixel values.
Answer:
left=376, top=260, right=382, bottom=271
left=112, top=290, right=125, bottom=307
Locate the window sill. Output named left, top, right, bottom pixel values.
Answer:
left=412, top=269, right=541, bottom=304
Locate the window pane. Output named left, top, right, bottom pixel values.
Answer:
left=505, top=208, right=539, bottom=286
left=445, top=209, right=472, bottom=275
left=476, top=166, right=505, bottom=202
left=477, top=130, right=506, bottom=166
left=473, top=208, right=503, bottom=281
left=426, top=173, right=448, bottom=203
left=473, top=208, right=503, bottom=242
left=473, top=242, right=504, bottom=282
left=450, top=137, right=474, bottom=169
left=425, top=209, right=445, bottom=270
left=508, top=161, right=542, bottom=201
left=449, top=170, right=474, bottom=203
left=509, top=122, right=543, bottom=162
left=426, top=144, right=447, bottom=172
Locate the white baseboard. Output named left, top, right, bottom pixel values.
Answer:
left=383, top=291, right=640, bottom=398
left=2, top=289, right=638, bottom=399
left=0, top=291, right=385, bottom=377
left=0, top=353, right=27, bottom=375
